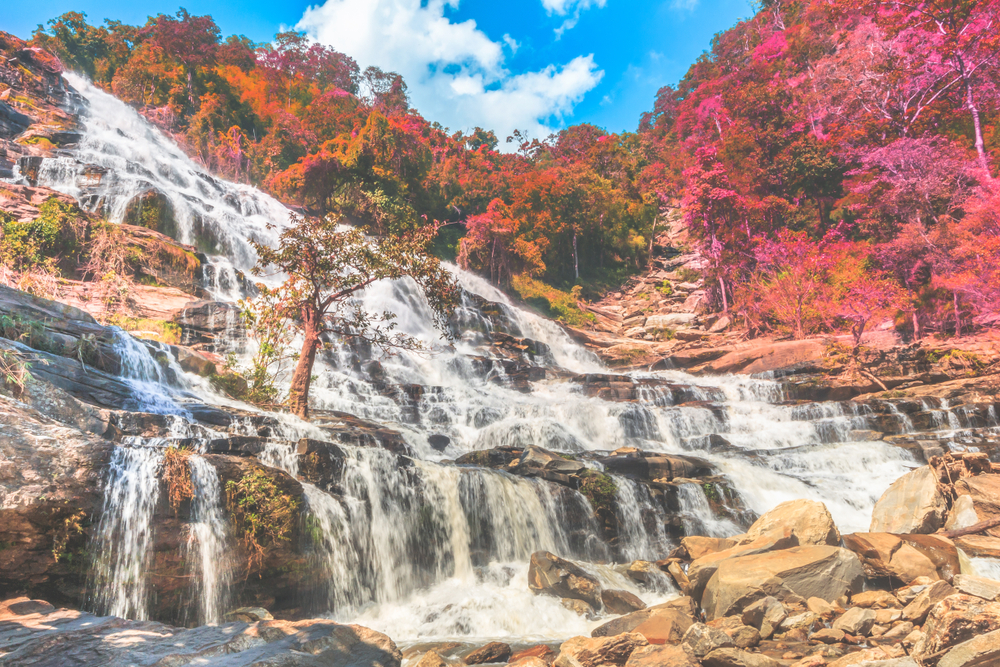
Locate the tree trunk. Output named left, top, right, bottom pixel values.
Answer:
left=964, top=78, right=990, bottom=174
left=912, top=310, right=921, bottom=341
left=718, top=276, right=729, bottom=313
left=953, top=291, right=962, bottom=338
left=288, top=316, right=321, bottom=419
left=573, top=231, right=579, bottom=281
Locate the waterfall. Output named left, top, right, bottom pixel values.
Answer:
left=186, top=456, right=232, bottom=625
left=676, top=482, right=742, bottom=538
left=90, top=445, right=163, bottom=619
left=613, top=476, right=671, bottom=561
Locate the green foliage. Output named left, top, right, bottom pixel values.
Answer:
left=0, top=314, right=61, bottom=354
left=0, top=348, right=33, bottom=397
left=510, top=275, right=595, bottom=327
left=656, top=280, right=673, bottom=296
left=577, top=469, right=618, bottom=515
left=225, top=469, right=299, bottom=570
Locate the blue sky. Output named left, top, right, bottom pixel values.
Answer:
left=5, top=0, right=752, bottom=140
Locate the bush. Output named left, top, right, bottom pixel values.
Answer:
left=577, top=469, right=618, bottom=514
left=511, top=275, right=595, bottom=327
left=161, top=447, right=194, bottom=514
left=226, top=469, right=299, bottom=570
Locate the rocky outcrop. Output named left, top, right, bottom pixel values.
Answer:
left=741, top=499, right=840, bottom=547
left=0, top=597, right=402, bottom=666
left=528, top=551, right=603, bottom=611
left=843, top=533, right=960, bottom=586
left=553, top=633, right=648, bottom=667
left=870, top=466, right=949, bottom=534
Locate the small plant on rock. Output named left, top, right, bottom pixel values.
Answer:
left=577, top=469, right=618, bottom=515
left=225, top=468, right=299, bottom=571
left=161, top=447, right=194, bottom=514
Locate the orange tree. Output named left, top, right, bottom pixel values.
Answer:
left=250, top=216, right=458, bottom=418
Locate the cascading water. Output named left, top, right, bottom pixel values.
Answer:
left=90, top=445, right=163, bottom=620
left=29, top=71, right=994, bottom=645
left=186, top=455, right=232, bottom=625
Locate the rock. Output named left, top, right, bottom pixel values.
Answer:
left=701, top=546, right=864, bottom=620
left=553, top=633, right=648, bottom=667
left=874, top=608, right=902, bottom=624
left=851, top=590, right=901, bottom=609
left=510, top=645, right=557, bottom=664
left=953, top=574, right=1000, bottom=601
left=601, top=589, right=646, bottom=615
left=741, top=597, right=787, bottom=639
left=902, top=580, right=956, bottom=623
left=955, top=535, right=1000, bottom=559
left=779, top=612, right=823, bottom=633
left=0, top=598, right=402, bottom=666
left=415, top=650, right=451, bottom=667
left=702, top=648, right=781, bottom=667
left=619, top=560, right=663, bottom=587
left=812, top=628, right=846, bottom=643
left=645, top=313, right=697, bottom=330
left=945, top=494, right=981, bottom=532
left=709, top=316, right=731, bottom=333
left=682, top=536, right=738, bottom=560
left=682, top=622, right=735, bottom=657
left=225, top=606, right=274, bottom=622
left=631, top=610, right=693, bottom=645
left=624, top=643, right=700, bottom=667
left=806, top=597, right=837, bottom=616
left=688, top=528, right=800, bottom=600
left=937, top=627, right=1000, bottom=667
left=832, top=607, right=876, bottom=636
left=528, top=552, right=602, bottom=609
left=954, top=475, right=1000, bottom=539
left=742, top=500, right=840, bottom=547
left=562, top=598, right=597, bottom=617
left=869, top=467, right=948, bottom=534
left=511, top=659, right=548, bottom=667
left=917, top=593, right=1000, bottom=659
left=880, top=621, right=914, bottom=641
left=464, top=641, right=512, bottom=664
left=592, top=601, right=696, bottom=638
left=842, top=532, right=959, bottom=585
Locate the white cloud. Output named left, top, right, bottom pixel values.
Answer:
left=671, top=0, right=699, bottom=11
left=297, top=0, right=603, bottom=146
left=541, top=0, right=607, bottom=38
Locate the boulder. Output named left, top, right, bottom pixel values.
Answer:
left=601, top=589, right=646, bottom=615
left=682, top=623, right=734, bottom=657
left=553, top=633, right=648, bottom=667
left=778, top=612, right=823, bottom=633
left=832, top=607, right=876, bottom=636
left=682, top=536, right=738, bottom=560
left=812, top=628, right=846, bottom=644
left=842, top=533, right=960, bottom=585
left=954, top=475, right=1000, bottom=539
left=945, top=494, right=981, bottom=532
left=741, top=597, right=787, bottom=640
left=631, top=610, right=693, bottom=645
left=591, top=599, right=697, bottom=638
left=916, top=593, right=1000, bottom=658
left=870, top=467, right=948, bottom=534
left=850, top=590, right=901, bottom=609
left=937, top=628, right=1000, bottom=667
left=464, top=641, right=512, bottom=665
left=742, top=500, right=840, bottom=547
left=701, top=546, right=864, bottom=620
left=702, top=648, right=781, bottom=667
left=415, top=651, right=450, bottom=667
left=624, top=643, right=699, bottom=667
left=688, top=528, right=799, bottom=600
left=955, top=536, right=1000, bottom=559
left=528, top=552, right=602, bottom=609
left=225, top=607, right=274, bottom=622
left=902, top=580, right=956, bottom=624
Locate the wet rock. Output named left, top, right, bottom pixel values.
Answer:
left=683, top=622, right=735, bottom=657
left=173, top=300, right=245, bottom=349
left=624, top=643, right=700, bottom=667
left=528, top=552, right=603, bottom=610
left=869, top=467, right=948, bottom=535
left=902, top=580, right=956, bottom=624
left=464, top=641, right=512, bottom=664
left=562, top=598, right=598, bottom=617
left=701, top=546, right=864, bottom=621
left=510, top=644, right=557, bottom=664
left=812, top=627, right=846, bottom=644
left=553, top=632, right=648, bottom=667
left=225, top=606, right=274, bottom=622
left=741, top=499, right=840, bottom=547
left=618, top=560, right=663, bottom=588
left=428, top=434, right=451, bottom=451
left=702, top=648, right=781, bottom=667
left=0, top=597, right=402, bottom=666
left=415, top=650, right=451, bottom=667
left=955, top=536, right=1000, bottom=559
left=832, top=607, right=876, bottom=636
left=601, top=589, right=646, bottom=615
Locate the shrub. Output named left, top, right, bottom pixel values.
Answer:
left=577, top=469, right=618, bottom=515
left=161, top=447, right=194, bottom=514
left=226, top=469, right=299, bottom=570
left=511, top=275, right=595, bottom=327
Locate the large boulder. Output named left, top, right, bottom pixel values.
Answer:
left=0, top=597, right=402, bottom=666
left=687, top=528, right=799, bottom=600
left=625, top=643, right=699, bottom=667
left=842, top=533, right=960, bottom=585
left=701, top=546, right=864, bottom=620
left=528, top=551, right=603, bottom=610
left=591, top=598, right=698, bottom=638
left=954, top=475, right=1000, bottom=538
left=870, top=467, right=948, bottom=534
left=741, top=499, right=840, bottom=547
left=937, top=628, right=1000, bottom=667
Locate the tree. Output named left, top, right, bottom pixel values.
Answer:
left=249, top=216, right=458, bottom=418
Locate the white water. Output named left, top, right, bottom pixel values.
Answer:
left=186, top=456, right=232, bottom=625
left=24, top=72, right=952, bottom=641
left=91, top=445, right=163, bottom=619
